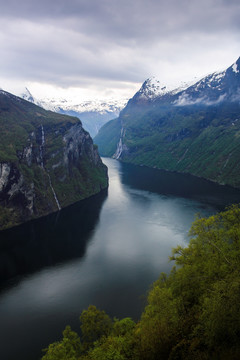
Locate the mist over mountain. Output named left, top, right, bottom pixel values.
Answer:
left=20, top=88, right=127, bottom=137
left=95, top=57, right=240, bottom=189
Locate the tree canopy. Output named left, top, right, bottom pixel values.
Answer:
left=42, top=204, right=240, bottom=360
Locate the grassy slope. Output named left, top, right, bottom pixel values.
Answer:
left=0, top=92, right=76, bottom=161
left=96, top=101, right=240, bottom=188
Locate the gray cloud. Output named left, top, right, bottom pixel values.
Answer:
left=2, top=0, right=240, bottom=36
left=0, top=0, right=240, bottom=98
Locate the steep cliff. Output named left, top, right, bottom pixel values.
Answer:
left=0, top=90, right=108, bottom=230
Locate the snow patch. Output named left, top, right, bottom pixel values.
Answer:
left=138, top=76, right=192, bottom=99
left=34, top=97, right=127, bottom=114
left=22, top=88, right=35, bottom=102
left=232, top=62, right=239, bottom=74
left=213, top=70, right=226, bottom=80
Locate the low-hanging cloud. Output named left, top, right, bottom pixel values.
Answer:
left=174, top=93, right=228, bottom=106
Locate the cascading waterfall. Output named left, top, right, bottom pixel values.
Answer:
left=40, top=124, right=61, bottom=211
left=40, top=125, right=45, bottom=168
left=113, top=138, right=123, bottom=159
left=113, top=127, right=123, bottom=159
left=47, top=174, right=61, bottom=211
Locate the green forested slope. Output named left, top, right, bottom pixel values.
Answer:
left=0, top=91, right=108, bottom=230
left=42, top=204, right=240, bottom=360
left=94, top=117, right=121, bottom=157
left=123, top=103, right=240, bottom=188
left=95, top=102, right=240, bottom=188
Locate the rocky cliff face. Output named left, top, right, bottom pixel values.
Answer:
left=0, top=90, right=108, bottom=230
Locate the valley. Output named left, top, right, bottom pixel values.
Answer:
left=1, top=1, right=240, bottom=359
left=1, top=158, right=240, bottom=360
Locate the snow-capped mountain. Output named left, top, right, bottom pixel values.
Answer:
left=95, top=56, right=240, bottom=189
left=21, top=87, right=35, bottom=103
left=130, top=57, right=240, bottom=108
left=19, top=88, right=127, bottom=137
left=137, top=76, right=192, bottom=100
left=174, top=58, right=240, bottom=106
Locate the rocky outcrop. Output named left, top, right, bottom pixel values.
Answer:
left=0, top=162, right=34, bottom=212
left=0, top=90, right=108, bottom=230
left=63, top=123, right=101, bottom=166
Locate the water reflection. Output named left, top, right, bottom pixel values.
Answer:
left=1, top=158, right=240, bottom=360
left=120, top=162, right=240, bottom=209
left=0, top=189, right=107, bottom=287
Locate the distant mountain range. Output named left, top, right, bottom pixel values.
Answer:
left=21, top=88, right=127, bottom=137
left=95, top=57, right=240, bottom=189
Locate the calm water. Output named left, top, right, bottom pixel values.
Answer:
left=1, top=158, right=240, bottom=360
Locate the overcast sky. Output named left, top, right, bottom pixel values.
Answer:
left=0, top=0, right=239, bottom=101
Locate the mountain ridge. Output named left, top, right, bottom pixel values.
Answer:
left=94, top=57, right=240, bottom=189
left=19, top=89, right=127, bottom=137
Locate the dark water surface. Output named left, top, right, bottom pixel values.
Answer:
left=1, top=158, right=240, bottom=360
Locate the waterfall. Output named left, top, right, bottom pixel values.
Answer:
left=47, top=174, right=61, bottom=211
left=41, top=124, right=45, bottom=145
left=40, top=125, right=45, bottom=168
left=113, top=127, right=123, bottom=159
left=40, top=124, right=61, bottom=211
left=113, top=138, right=123, bottom=159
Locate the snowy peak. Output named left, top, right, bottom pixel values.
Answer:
left=44, top=98, right=127, bottom=114
left=190, top=56, right=240, bottom=94
left=174, top=57, right=240, bottom=105
left=139, top=76, right=170, bottom=98
left=127, top=56, right=240, bottom=110
left=21, top=87, right=35, bottom=103
left=232, top=62, right=239, bottom=74
left=137, top=76, right=191, bottom=100
left=190, top=69, right=226, bottom=92
left=18, top=90, right=127, bottom=115
left=231, top=57, right=240, bottom=74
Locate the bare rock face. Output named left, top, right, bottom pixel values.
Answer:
left=0, top=90, right=108, bottom=230
left=63, top=123, right=101, bottom=167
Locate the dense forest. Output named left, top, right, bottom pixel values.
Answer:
left=42, top=204, right=240, bottom=360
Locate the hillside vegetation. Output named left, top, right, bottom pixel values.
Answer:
left=42, top=204, right=240, bottom=360
left=94, top=58, right=240, bottom=189
left=94, top=117, right=121, bottom=157
left=0, top=91, right=108, bottom=230
left=95, top=101, right=240, bottom=189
